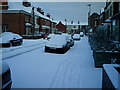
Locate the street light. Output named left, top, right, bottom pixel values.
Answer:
left=87, top=4, right=92, bottom=31
left=87, top=4, right=91, bottom=18
left=65, top=19, right=67, bottom=33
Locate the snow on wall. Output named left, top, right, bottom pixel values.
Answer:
left=0, top=61, right=10, bottom=74
left=103, top=64, right=120, bottom=88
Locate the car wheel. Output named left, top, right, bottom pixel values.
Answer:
left=19, top=41, right=22, bottom=45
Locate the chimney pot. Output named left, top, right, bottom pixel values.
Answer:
left=37, top=8, right=41, bottom=13
left=40, top=10, right=44, bottom=15
left=46, top=13, right=50, bottom=18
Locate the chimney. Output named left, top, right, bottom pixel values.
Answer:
left=0, top=0, right=9, bottom=10
left=22, top=0, right=31, bottom=7
left=37, top=7, right=41, bottom=13
left=40, top=10, right=44, bottom=15
left=46, top=13, right=50, bottom=18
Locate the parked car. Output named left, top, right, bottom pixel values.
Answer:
left=0, top=32, right=23, bottom=47
left=0, top=61, right=12, bottom=89
left=73, top=34, right=81, bottom=40
left=69, top=36, right=74, bottom=47
left=47, top=34, right=55, bottom=40
left=80, top=32, right=84, bottom=37
left=62, top=33, right=74, bottom=47
left=45, top=35, right=71, bottom=54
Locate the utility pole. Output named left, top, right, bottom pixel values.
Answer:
left=65, top=19, right=67, bottom=33
left=32, top=7, right=35, bottom=37
left=87, top=4, right=91, bottom=30
left=87, top=4, right=91, bottom=18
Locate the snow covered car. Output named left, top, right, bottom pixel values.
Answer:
left=45, top=35, right=71, bottom=54
left=0, top=32, right=23, bottom=47
left=0, top=61, right=12, bottom=89
left=69, top=36, right=74, bottom=47
left=47, top=34, right=55, bottom=40
left=80, top=32, right=84, bottom=37
left=62, top=33, right=74, bottom=47
left=73, top=34, right=81, bottom=40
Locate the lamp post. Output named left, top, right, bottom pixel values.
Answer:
left=87, top=4, right=91, bottom=18
left=65, top=19, right=67, bottom=33
left=87, top=4, right=92, bottom=32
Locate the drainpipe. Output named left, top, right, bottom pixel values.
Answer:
left=19, top=10, right=22, bottom=36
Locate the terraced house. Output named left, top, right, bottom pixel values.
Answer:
left=0, top=0, right=57, bottom=39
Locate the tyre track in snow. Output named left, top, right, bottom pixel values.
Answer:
left=50, top=56, right=81, bottom=88
left=50, top=57, right=72, bottom=88
left=2, top=43, right=45, bottom=60
left=1, top=42, right=45, bottom=53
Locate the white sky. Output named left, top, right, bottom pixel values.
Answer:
left=7, top=0, right=106, bottom=24
left=32, top=2, right=105, bottom=24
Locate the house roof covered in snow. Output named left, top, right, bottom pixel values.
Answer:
left=67, top=22, right=88, bottom=25
left=8, top=0, right=55, bottom=22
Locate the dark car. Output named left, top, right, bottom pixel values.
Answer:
left=0, top=61, right=12, bottom=89
left=45, top=35, right=71, bottom=54
left=0, top=32, right=23, bottom=48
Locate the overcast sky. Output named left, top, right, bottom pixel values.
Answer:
left=31, top=2, right=105, bottom=24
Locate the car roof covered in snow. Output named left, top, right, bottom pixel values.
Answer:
left=46, top=35, right=68, bottom=47
left=0, top=32, right=22, bottom=43
left=80, top=32, right=84, bottom=35
left=47, top=34, right=55, bottom=37
left=73, top=34, right=80, bottom=38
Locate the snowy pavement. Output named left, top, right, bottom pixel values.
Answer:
left=3, top=36, right=102, bottom=88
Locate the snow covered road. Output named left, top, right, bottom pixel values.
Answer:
left=4, top=36, right=102, bottom=88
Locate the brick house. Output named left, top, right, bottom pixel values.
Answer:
left=88, top=13, right=100, bottom=31
left=56, top=21, right=66, bottom=33
left=0, top=0, right=57, bottom=38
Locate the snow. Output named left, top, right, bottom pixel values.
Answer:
left=46, top=35, right=67, bottom=48
left=47, top=34, right=55, bottom=38
left=8, top=1, right=32, bottom=13
left=34, top=8, right=53, bottom=21
left=1, top=39, right=47, bottom=60
left=80, top=32, right=84, bottom=35
left=0, top=61, right=10, bottom=74
left=8, top=1, right=54, bottom=22
left=103, top=64, right=120, bottom=88
left=0, top=32, right=22, bottom=43
left=25, top=23, right=32, bottom=26
left=2, top=36, right=102, bottom=88
left=42, top=25, right=50, bottom=29
left=73, top=34, right=80, bottom=39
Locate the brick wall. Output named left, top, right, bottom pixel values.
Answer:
left=2, top=13, right=25, bottom=35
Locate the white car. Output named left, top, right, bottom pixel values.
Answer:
left=62, top=33, right=74, bottom=47
left=0, top=32, right=23, bottom=47
left=73, top=34, right=81, bottom=40
left=45, top=35, right=71, bottom=54
left=47, top=34, right=55, bottom=40
left=80, top=32, right=84, bottom=37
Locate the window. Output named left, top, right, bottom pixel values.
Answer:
left=1, top=24, right=8, bottom=33
left=73, top=26, right=76, bottom=28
